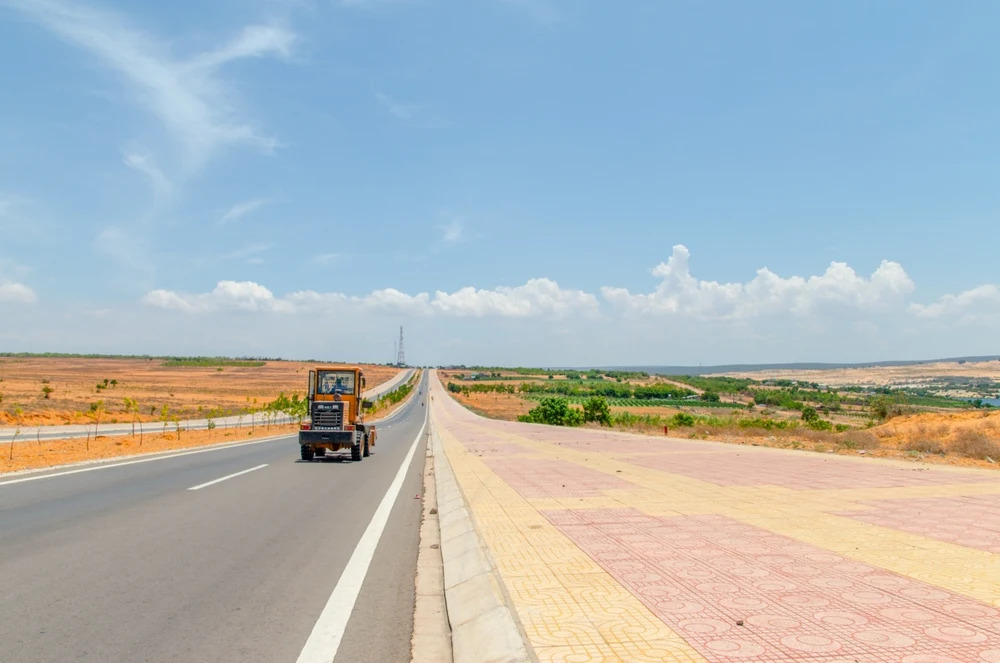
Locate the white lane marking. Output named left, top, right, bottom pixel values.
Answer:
left=187, top=464, right=268, bottom=491
left=0, top=435, right=290, bottom=487
left=296, top=416, right=428, bottom=663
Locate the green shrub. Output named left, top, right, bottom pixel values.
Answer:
left=518, top=398, right=584, bottom=427
left=670, top=413, right=696, bottom=427
left=582, top=397, right=612, bottom=426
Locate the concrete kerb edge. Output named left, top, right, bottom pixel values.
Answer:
left=429, top=417, right=537, bottom=663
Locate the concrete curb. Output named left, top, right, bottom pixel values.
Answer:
left=410, top=438, right=452, bottom=662
left=429, top=418, right=536, bottom=663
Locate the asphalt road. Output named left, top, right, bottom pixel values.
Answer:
left=0, top=372, right=431, bottom=663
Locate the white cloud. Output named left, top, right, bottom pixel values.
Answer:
left=430, top=279, right=597, bottom=317
left=6, top=0, right=294, bottom=167
left=221, top=198, right=271, bottom=224
left=143, top=277, right=598, bottom=318
left=0, top=282, right=37, bottom=304
left=910, top=284, right=1000, bottom=321
left=143, top=280, right=294, bottom=314
left=602, top=245, right=915, bottom=320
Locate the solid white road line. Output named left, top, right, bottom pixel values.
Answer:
left=0, top=435, right=290, bottom=488
left=296, top=415, right=428, bottom=663
left=187, top=464, right=268, bottom=491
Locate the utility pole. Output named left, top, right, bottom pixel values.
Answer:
left=397, top=326, right=406, bottom=366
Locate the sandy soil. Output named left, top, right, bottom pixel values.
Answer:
left=0, top=358, right=401, bottom=425
left=0, top=368, right=421, bottom=475
left=0, top=423, right=299, bottom=474
left=714, top=360, right=1000, bottom=388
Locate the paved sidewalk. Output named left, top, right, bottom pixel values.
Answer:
left=429, top=376, right=1000, bottom=663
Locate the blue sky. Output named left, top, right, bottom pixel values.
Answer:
left=1, top=0, right=998, bottom=366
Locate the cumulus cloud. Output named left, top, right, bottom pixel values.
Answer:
left=143, top=277, right=598, bottom=318
left=910, top=284, right=1000, bottom=321
left=0, top=282, right=37, bottom=304
left=602, top=245, right=915, bottom=320
left=143, top=280, right=294, bottom=313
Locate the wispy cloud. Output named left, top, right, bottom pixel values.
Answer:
left=221, top=198, right=272, bottom=224
left=498, top=0, right=561, bottom=25
left=374, top=90, right=448, bottom=128
left=122, top=150, right=172, bottom=197
left=221, top=243, right=271, bottom=261
left=93, top=226, right=155, bottom=283
left=311, top=252, right=344, bottom=266
left=375, top=91, right=420, bottom=121
left=338, top=0, right=416, bottom=10
left=5, top=0, right=295, bottom=168
left=438, top=217, right=464, bottom=245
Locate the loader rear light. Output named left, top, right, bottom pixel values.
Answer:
left=300, top=422, right=312, bottom=431
left=344, top=425, right=355, bottom=431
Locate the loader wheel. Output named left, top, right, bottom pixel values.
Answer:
left=351, top=442, right=363, bottom=462
left=315, top=448, right=327, bottom=457
left=301, top=446, right=314, bottom=461
left=363, top=435, right=371, bottom=458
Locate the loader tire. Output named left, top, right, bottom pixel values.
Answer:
left=301, top=446, right=314, bottom=461
left=351, top=443, right=362, bottom=462
left=363, top=435, right=371, bottom=457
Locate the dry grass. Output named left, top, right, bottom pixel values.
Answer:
left=839, top=430, right=880, bottom=450
left=0, top=358, right=400, bottom=425
left=902, top=438, right=946, bottom=455
left=0, top=423, right=299, bottom=474
left=951, top=430, right=1000, bottom=460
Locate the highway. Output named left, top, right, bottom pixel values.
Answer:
left=0, top=372, right=430, bottom=663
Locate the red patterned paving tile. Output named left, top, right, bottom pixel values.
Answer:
left=621, top=449, right=986, bottom=489
left=544, top=508, right=1000, bottom=661
left=480, top=457, right=631, bottom=498
left=838, top=495, right=1000, bottom=554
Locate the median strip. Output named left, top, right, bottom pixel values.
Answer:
left=187, top=463, right=268, bottom=491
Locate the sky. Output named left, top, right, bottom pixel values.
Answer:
left=0, top=0, right=998, bottom=367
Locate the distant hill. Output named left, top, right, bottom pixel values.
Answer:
left=595, top=355, right=1000, bottom=377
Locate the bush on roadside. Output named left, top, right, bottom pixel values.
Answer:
left=670, top=412, right=696, bottom=427
left=839, top=430, right=879, bottom=450
left=518, top=398, right=583, bottom=427
left=582, top=396, right=612, bottom=426
left=903, top=437, right=945, bottom=455
left=950, top=430, right=1000, bottom=460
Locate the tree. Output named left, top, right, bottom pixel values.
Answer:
left=518, top=398, right=584, bottom=427
left=582, top=396, right=612, bottom=426
left=801, top=407, right=820, bottom=423
left=88, top=400, right=105, bottom=451
left=41, top=385, right=54, bottom=400
left=8, top=405, right=23, bottom=460
left=701, top=390, right=721, bottom=402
